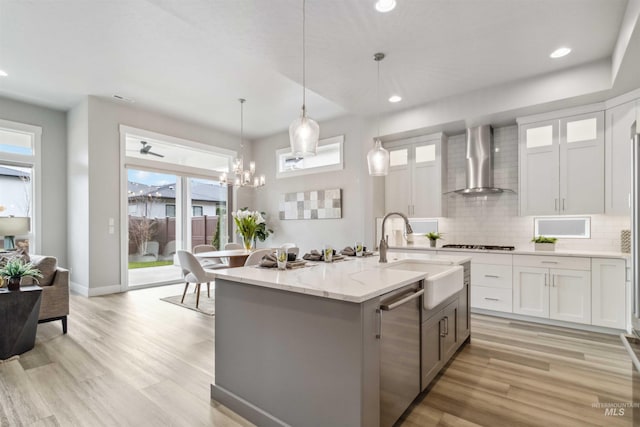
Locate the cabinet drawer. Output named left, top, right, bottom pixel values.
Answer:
left=471, top=264, right=512, bottom=289
left=513, top=255, right=590, bottom=270
left=471, top=286, right=513, bottom=312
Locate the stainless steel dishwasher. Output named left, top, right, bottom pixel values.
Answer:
left=378, top=282, right=423, bottom=427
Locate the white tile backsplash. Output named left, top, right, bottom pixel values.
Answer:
left=438, top=125, right=629, bottom=252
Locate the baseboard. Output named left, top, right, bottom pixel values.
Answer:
left=70, top=282, right=122, bottom=297
left=211, top=384, right=287, bottom=427
left=471, top=308, right=625, bottom=335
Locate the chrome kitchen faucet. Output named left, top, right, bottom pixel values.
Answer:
left=379, top=212, right=413, bottom=263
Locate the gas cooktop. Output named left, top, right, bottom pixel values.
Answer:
left=441, top=244, right=515, bottom=251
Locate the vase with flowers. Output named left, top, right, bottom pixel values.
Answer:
left=233, top=209, right=266, bottom=250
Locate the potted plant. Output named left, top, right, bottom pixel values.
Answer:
left=532, top=236, right=557, bottom=251
left=425, top=232, right=444, bottom=248
left=0, top=258, right=43, bottom=291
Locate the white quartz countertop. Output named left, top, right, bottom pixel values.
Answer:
left=389, top=243, right=630, bottom=260
left=212, top=252, right=471, bottom=303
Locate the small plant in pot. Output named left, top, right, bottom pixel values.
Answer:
left=425, top=232, right=444, bottom=248
left=532, top=236, right=557, bottom=251
left=0, top=258, right=43, bottom=291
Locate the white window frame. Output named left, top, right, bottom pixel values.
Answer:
left=275, top=135, right=344, bottom=178
left=534, top=216, right=591, bottom=239
left=0, top=118, right=42, bottom=253
left=120, top=125, right=236, bottom=291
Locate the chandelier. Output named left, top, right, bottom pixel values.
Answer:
left=221, top=98, right=265, bottom=188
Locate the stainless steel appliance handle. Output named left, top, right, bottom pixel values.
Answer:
left=380, top=289, right=424, bottom=311
left=375, top=308, right=381, bottom=339
left=541, top=261, right=558, bottom=264
left=484, top=297, right=499, bottom=301
left=484, top=274, right=500, bottom=278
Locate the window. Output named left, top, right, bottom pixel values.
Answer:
left=534, top=217, right=591, bottom=238
left=165, top=204, right=176, bottom=217
left=0, top=119, right=41, bottom=252
left=276, top=135, right=344, bottom=178
left=192, top=206, right=203, bottom=216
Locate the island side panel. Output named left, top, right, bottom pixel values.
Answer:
left=212, top=278, right=379, bottom=427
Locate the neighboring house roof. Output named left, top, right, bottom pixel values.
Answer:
left=0, top=166, right=30, bottom=179
left=127, top=180, right=225, bottom=203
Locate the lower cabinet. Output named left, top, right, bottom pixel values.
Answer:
left=513, top=266, right=591, bottom=324
left=421, top=299, right=459, bottom=391
left=591, top=258, right=626, bottom=329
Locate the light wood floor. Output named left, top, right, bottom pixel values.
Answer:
left=0, top=285, right=634, bottom=426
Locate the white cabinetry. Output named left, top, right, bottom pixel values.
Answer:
left=591, top=258, right=626, bottom=329
left=518, top=109, right=604, bottom=215
left=468, top=253, right=513, bottom=313
left=385, top=133, right=447, bottom=218
left=605, top=100, right=637, bottom=214
left=513, top=256, right=591, bottom=324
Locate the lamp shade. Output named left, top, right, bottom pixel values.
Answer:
left=367, top=139, right=390, bottom=176
left=0, top=217, right=30, bottom=236
left=289, top=114, right=319, bottom=157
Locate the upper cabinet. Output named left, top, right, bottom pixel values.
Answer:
left=518, top=109, right=604, bottom=216
left=605, top=99, right=637, bottom=215
left=384, top=133, right=448, bottom=218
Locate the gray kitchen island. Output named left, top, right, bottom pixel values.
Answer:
left=211, top=252, right=471, bottom=427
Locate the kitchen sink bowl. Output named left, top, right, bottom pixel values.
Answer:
left=385, top=261, right=464, bottom=309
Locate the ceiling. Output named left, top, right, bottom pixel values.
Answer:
left=0, top=0, right=636, bottom=138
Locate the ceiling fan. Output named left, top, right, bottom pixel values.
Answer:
left=139, top=141, right=164, bottom=158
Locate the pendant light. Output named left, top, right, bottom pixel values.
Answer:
left=220, top=99, right=266, bottom=188
left=367, top=52, right=390, bottom=176
left=289, top=0, right=319, bottom=158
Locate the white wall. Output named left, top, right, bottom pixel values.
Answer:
left=252, top=115, right=375, bottom=253
left=68, top=96, right=247, bottom=294
left=0, top=96, right=67, bottom=264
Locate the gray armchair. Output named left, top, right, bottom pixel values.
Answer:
left=25, top=255, right=70, bottom=334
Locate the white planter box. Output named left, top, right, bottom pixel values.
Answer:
left=534, top=243, right=555, bottom=251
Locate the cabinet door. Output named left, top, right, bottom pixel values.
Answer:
left=549, top=268, right=591, bottom=324
left=605, top=101, right=635, bottom=214
left=519, top=121, right=560, bottom=215
left=559, top=112, right=605, bottom=214
left=591, top=258, right=626, bottom=329
left=385, top=146, right=411, bottom=215
left=413, top=142, right=440, bottom=217
left=513, top=266, right=549, bottom=318
left=442, top=299, right=458, bottom=361
left=421, top=312, right=443, bottom=390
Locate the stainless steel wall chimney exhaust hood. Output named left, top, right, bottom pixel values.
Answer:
left=452, top=125, right=513, bottom=195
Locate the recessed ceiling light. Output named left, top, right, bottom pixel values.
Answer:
left=550, top=47, right=571, bottom=59
left=388, top=95, right=402, bottom=103
left=375, top=0, right=396, bottom=13
left=0, top=70, right=7, bottom=77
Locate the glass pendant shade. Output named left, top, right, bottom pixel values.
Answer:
left=367, top=139, right=390, bottom=176
left=289, top=113, right=319, bottom=157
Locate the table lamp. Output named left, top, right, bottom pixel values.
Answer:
left=0, top=217, right=30, bottom=250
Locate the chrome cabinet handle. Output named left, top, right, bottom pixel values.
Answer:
left=380, top=289, right=424, bottom=311
left=555, top=198, right=558, bottom=211
left=484, top=274, right=500, bottom=278
left=541, top=261, right=558, bottom=264
left=375, top=308, right=381, bottom=339
left=444, top=316, right=449, bottom=335
left=484, top=297, right=499, bottom=301
left=544, top=273, right=548, bottom=287
left=552, top=274, right=556, bottom=287
left=439, top=319, right=446, bottom=338
left=562, top=199, right=566, bottom=211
